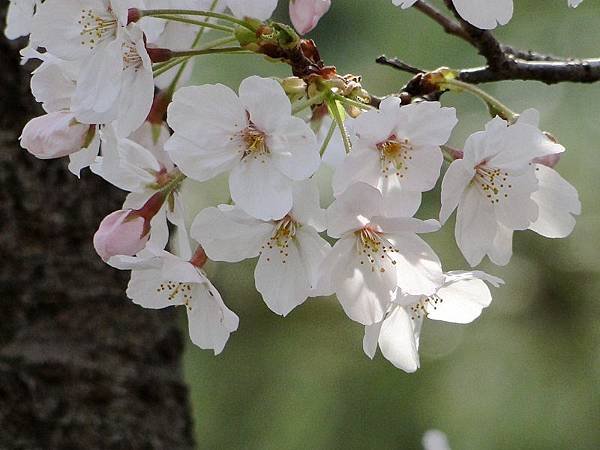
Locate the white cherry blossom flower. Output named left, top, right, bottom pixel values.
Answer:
left=191, top=180, right=331, bottom=316
left=440, top=111, right=579, bottom=267
left=93, top=123, right=190, bottom=258
left=5, top=0, right=38, bottom=40
left=30, top=0, right=134, bottom=60
left=113, top=244, right=239, bottom=355
left=226, top=0, right=279, bottom=20
left=333, top=97, right=457, bottom=217
left=569, top=0, right=583, bottom=7
left=320, top=182, right=443, bottom=326
left=166, top=76, right=320, bottom=221
left=363, top=271, right=503, bottom=372
left=71, top=25, right=154, bottom=137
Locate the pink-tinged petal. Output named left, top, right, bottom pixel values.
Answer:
left=289, top=0, right=331, bottom=35
left=529, top=164, right=581, bottom=238
left=20, top=112, right=90, bottom=160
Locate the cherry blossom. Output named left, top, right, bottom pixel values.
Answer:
left=92, top=123, right=190, bottom=258
left=363, top=271, right=503, bottom=372
left=320, top=182, right=443, bottom=326
left=113, top=244, right=239, bottom=354
left=333, top=97, right=457, bottom=217
left=20, top=111, right=94, bottom=160
left=440, top=110, right=580, bottom=267
left=191, top=181, right=331, bottom=316
left=166, top=76, right=320, bottom=221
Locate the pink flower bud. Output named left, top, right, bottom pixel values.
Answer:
left=289, top=0, right=331, bottom=35
left=93, top=210, right=150, bottom=262
left=20, top=111, right=91, bottom=159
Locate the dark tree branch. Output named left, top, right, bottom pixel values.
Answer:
left=379, top=1, right=600, bottom=88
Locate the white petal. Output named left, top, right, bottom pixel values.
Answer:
left=363, top=321, right=383, bottom=359
left=226, top=0, right=279, bottom=20
left=378, top=306, right=420, bottom=373
left=290, top=180, right=327, bottom=231
left=529, top=164, right=581, bottom=238
left=229, top=157, right=294, bottom=221
left=488, top=223, right=513, bottom=266
left=187, top=282, right=239, bottom=355
left=127, top=268, right=183, bottom=309
left=396, top=102, right=457, bottom=147
left=440, top=159, right=474, bottom=224
left=331, top=145, right=381, bottom=197
left=269, top=117, right=320, bottom=180
left=328, top=237, right=395, bottom=325
left=385, top=233, right=444, bottom=296
left=326, top=182, right=383, bottom=238
left=239, top=76, right=292, bottom=132
left=191, top=205, right=274, bottom=262
left=255, top=235, right=310, bottom=316
left=72, top=41, right=123, bottom=124
left=455, top=185, right=497, bottom=267
left=452, top=0, right=513, bottom=29
left=295, top=228, right=332, bottom=297
left=428, top=278, right=493, bottom=324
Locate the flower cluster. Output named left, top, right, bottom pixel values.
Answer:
left=6, top=0, right=581, bottom=371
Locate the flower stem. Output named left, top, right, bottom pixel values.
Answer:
left=439, top=78, right=517, bottom=121
left=291, top=90, right=329, bottom=115
left=169, top=47, right=248, bottom=58
left=139, top=9, right=257, bottom=31
left=326, top=97, right=352, bottom=154
left=333, top=94, right=372, bottom=111
left=149, top=14, right=235, bottom=33
left=318, top=118, right=337, bottom=157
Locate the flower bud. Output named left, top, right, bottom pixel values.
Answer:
left=20, top=112, right=92, bottom=160
left=289, top=0, right=331, bottom=35
left=93, top=210, right=150, bottom=262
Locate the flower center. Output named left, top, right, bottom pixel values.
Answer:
left=474, top=164, right=512, bottom=205
left=355, top=226, right=399, bottom=273
left=408, top=294, right=444, bottom=320
left=376, top=135, right=413, bottom=178
left=241, top=124, right=269, bottom=161
left=79, top=8, right=118, bottom=50
left=156, top=281, right=193, bottom=307
left=260, top=215, right=298, bottom=264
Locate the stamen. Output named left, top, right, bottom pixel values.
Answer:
left=241, top=123, right=269, bottom=162
left=355, top=226, right=399, bottom=273
left=473, top=164, right=512, bottom=205
left=376, top=134, right=413, bottom=179
left=78, top=8, right=118, bottom=50
left=259, top=215, right=298, bottom=264
left=156, top=281, right=194, bottom=307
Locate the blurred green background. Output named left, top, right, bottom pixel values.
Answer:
left=180, top=1, right=600, bottom=448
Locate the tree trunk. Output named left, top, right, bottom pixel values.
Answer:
left=0, top=8, right=196, bottom=450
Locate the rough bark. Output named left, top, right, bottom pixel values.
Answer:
left=0, top=7, right=195, bottom=450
